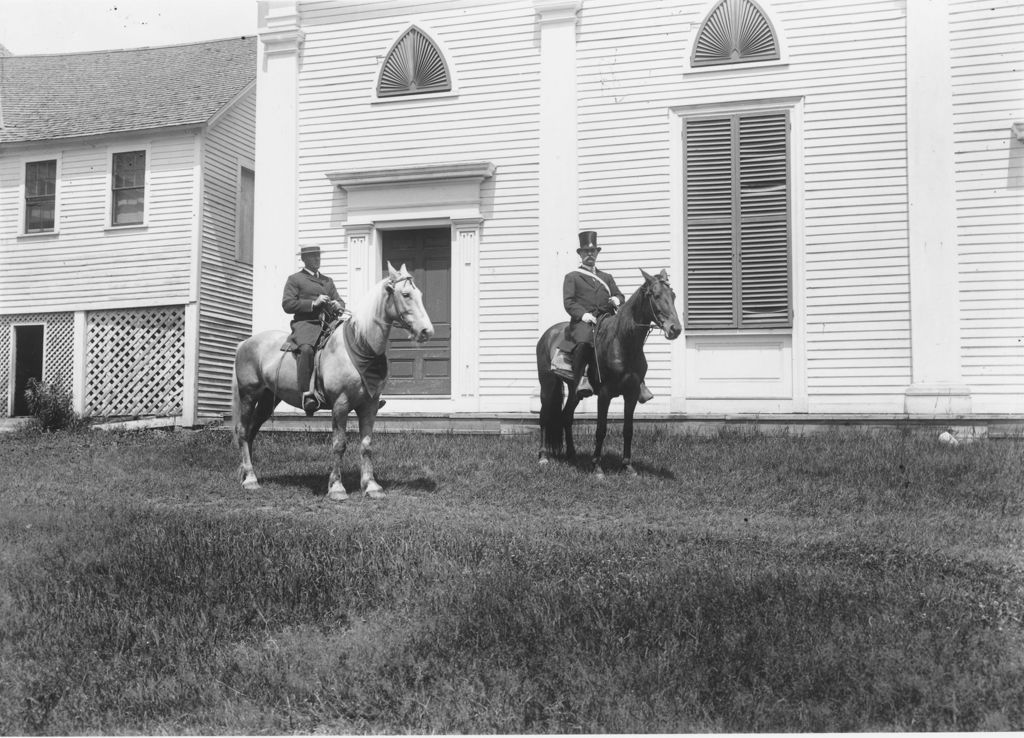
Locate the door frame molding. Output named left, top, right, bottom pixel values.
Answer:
left=327, top=162, right=493, bottom=413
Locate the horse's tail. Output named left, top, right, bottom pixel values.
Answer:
left=537, top=329, right=566, bottom=456
left=539, top=371, right=565, bottom=455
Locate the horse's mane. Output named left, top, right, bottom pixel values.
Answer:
left=347, top=277, right=391, bottom=342
left=621, top=278, right=649, bottom=312
left=603, top=277, right=651, bottom=341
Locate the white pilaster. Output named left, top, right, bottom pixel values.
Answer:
left=182, top=302, right=199, bottom=427
left=252, top=1, right=305, bottom=334
left=536, top=0, right=581, bottom=328
left=452, top=217, right=482, bottom=410
left=904, top=0, right=970, bottom=414
left=73, top=311, right=87, bottom=416
left=344, top=223, right=376, bottom=303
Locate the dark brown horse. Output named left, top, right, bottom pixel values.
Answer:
left=536, top=268, right=682, bottom=476
left=232, top=263, right=433, bottom=500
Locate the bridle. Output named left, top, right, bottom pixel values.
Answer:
left=597, top=279, right=674, bottom=352
left=637, top=279, right=674, bottom=335
left=385, top=275, right=418, bottom=332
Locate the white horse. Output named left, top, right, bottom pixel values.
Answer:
left=232, top=262, right=433, bottom=500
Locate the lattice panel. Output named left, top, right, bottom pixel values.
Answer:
left=0, top=312, right=75, bottom=418
left=85, top=307, right=184, bottom=417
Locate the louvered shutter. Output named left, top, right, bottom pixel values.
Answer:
left=684, top=111, right=791, bottom=329
left=738, top=113, right=790, bottom=326
left=685, top=118, right=737, bottom=328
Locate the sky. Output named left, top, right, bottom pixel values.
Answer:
left=0, top=0, right=258, bottom=55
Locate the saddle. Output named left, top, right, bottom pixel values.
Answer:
left=279, top=308, right=346, bottom=408
left=308, top=315, right=345, bottom=408
left=550, top=310, right=618, bottom=382
left=304, top=312, right=390, bottom=411
left=550, top=346, right=574, bottom=381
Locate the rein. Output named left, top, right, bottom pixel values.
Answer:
left=594, top=280, right=672, bottom=371
left=596, top=282, right=659, bottom=359
left=338, top=275, right=418, bottom=359
left=642, top=285, right=671, bottom=335
left=619, top=281, right=669, bottom=337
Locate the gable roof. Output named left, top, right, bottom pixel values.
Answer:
left=0, top=37, right=255, bottom=144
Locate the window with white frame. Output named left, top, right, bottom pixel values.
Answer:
left=24, top=159, right=57, bottom=233
left=236, top=166, right=255, bottom=263
left=683, top=110, right=791, bottom=329
left=111, top=150, right=146, bottom=226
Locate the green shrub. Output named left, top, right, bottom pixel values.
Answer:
left=24, top=377, right=83, bottom=432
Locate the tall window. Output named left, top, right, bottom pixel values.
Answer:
left=376, top=25, right=452, bottom=97
left=691, top=0, right=780, bottom=67
left=684, top=111, right=791, bottom=329
left=236, top=166, right=255, bottom=263
left=111, top=150, right=146, bottom=226
left=24, top=159, right=56, bottom=233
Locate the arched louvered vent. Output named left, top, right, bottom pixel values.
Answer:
left=692, top=0, right=780, bottom=67
left=377, top=26, right=452, bottom=97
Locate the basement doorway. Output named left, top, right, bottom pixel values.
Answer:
left=12, top=324, right=44, bottom=416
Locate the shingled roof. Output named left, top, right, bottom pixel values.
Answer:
left=0, top=37, right=255, bottom=143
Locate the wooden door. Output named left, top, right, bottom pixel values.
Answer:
left=381, top=229, right=451, bottom=395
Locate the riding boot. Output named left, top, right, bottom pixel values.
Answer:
left=572, top=345, right=594, bottom=400
left=297, top=345, right=318, bottom=415
left=638, top=382, right=654, bottom=404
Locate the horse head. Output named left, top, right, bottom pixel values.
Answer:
left=640, top=268, right=682, bottom=340
left=386, top=262, right=434, bottom=343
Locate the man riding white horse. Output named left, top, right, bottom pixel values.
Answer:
left=558, top=230, right=654, bottom=403
left=281, top=244, right=345, bottom=415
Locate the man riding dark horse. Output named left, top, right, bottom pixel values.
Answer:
left=281, top=244, right=346, bottom=415
left=557, top=230, right=654, bottom=403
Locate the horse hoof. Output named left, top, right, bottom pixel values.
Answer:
left=364, top=488, right=386, bottom=500
left=538, top=456, right=549, bottom=465
left=327, top=488, right=349, bottom=502
left=242, top=479, right=261, bottom=491
left=623, top=464, right=638, bottom=477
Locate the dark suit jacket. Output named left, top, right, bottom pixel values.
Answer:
left=560, top=267, right=625, bottom=349
left=281, top=269, right=344, bottom=348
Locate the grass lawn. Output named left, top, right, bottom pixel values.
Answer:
left=0, top=424, right=1022, bottom=733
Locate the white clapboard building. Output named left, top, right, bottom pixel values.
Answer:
left=0, top=38, right=256, bottom=425
left=250, top=0, right=1022, bottom=424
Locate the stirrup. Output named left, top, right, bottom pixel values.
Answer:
left=638, top=383, right=654, bottom=404
left=576, top=376, right=594, bottom=399
left=302, top=392, right=319, bottom=416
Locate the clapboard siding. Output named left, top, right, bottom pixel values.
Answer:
left=0, top=134, right=198, bottom=313
left=294, top=1, right=542, bottom=402
left=574, top=0, right=910, bottom=407
left=272, top=1, right=1021, bottom=417
left=575, top=1, right=682, bottom=391
left=197, top=87, right=256, bottom=418
left=950, top=0, right=1024, bottom=413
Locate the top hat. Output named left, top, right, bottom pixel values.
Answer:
left=298, top=245, right=321, bottom=258
left=577, top=231, right=600, bottom=252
